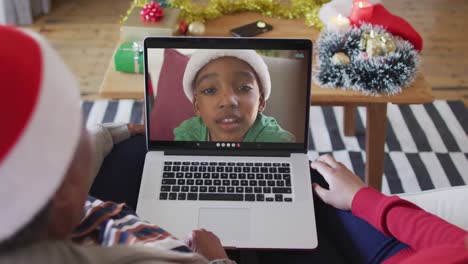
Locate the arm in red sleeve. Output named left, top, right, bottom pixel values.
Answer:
left=351, top=187, right=468, bottom=251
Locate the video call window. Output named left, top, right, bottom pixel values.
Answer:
left=146, top=48, right=310, bottom=145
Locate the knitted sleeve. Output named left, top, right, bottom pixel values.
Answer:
left=87, top=123, right=131, bottom=190
left=351, top=187, right=468, bottom=251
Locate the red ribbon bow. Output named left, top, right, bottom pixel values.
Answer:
left=140, top=2, right=164, bottom=22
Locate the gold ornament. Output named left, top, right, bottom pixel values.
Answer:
left=188, top=21, right=206, bottom=36
left=359, top=30, right=397, bottom=57
left=168, top=0, right=326, bottom=28
left=331, top=52, right=350, bottom=65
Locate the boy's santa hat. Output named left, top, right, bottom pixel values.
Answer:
left=0, top=26, right=82, bottom=241
left=183, top=49, right=271, bottom=102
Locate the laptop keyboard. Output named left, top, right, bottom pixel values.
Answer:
left=159, top=161, right=293, bottom=202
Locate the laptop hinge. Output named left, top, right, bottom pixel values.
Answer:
left=163, top=149, right=291, bottom=157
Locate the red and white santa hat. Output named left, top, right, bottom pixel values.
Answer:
left=0, top=26, right=82, bottom=241
left=182, top=49, right=271, bottom=103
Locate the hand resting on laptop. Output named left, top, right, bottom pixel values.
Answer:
left=310, top=154, right=366, bottom=211
left=309, top=154, right=468, bottom=264
left=185, top=229, right=229, bottom=261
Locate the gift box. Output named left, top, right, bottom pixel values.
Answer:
left=120, top=7, right=180, bottom=42
left=114, top=42, right=143, bottom=74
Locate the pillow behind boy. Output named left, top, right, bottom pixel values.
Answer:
left=149, top=49, right=193, bottom=141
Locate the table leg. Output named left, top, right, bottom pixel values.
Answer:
left=365, top=103, right=388, bottom=191
left=344, top=105, right=356, bottom=136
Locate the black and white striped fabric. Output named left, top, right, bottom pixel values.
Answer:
left=82, top=100, right=468, bottom=195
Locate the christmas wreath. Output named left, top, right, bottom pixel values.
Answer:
left=314, top=24, right=420, bottom=95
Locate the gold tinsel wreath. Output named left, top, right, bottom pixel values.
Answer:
left=169, top=0, right=327, bottom=27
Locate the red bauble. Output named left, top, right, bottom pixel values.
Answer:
left=179, top=20, right=188, bottom=35
left=140, top=2, right=164, bottom=22
left=350, top=4, right=423, bottom=51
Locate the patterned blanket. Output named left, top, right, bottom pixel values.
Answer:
left=72, top=196, right=191, bottom=253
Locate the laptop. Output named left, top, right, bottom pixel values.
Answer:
left=136, top=37, right=317, bottom=249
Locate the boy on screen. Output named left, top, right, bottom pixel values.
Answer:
left=174, top=49, right=295, bottom=142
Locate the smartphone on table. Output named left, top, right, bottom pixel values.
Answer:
left=230, top=20, right=273, bottom=37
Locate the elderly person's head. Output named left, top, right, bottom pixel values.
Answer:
left=0, top=26, right=93, bottom=251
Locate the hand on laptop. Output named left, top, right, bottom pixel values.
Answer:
left=127, top=124, right=145, bottom=136
left=185, top=229, right=229, bottom=261
left=311, top=154, right=366, bottom=211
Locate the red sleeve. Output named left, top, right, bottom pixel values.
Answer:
left=351, top=187, right=468, bottom=251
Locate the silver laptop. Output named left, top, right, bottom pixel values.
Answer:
left=136, top=37, right=317, bottom=249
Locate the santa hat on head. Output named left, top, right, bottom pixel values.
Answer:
left=0, top=26, right=82, bottom=241
left=182, top=49, right=271, bottom=103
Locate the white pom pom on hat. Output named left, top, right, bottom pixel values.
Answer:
left=0, top=26, right=82, bottom=242
left=182, top=49, right=271, bottom=102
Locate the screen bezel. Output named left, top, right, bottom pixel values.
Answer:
left=144, top=37, right=312, bottom=154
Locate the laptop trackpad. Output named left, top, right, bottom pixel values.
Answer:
left=198, top=208, right=250, bottom=242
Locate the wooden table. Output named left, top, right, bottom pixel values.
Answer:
left=99, top=12, right=433, bottom=190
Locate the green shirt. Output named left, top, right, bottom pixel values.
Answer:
left=173, top=113, right=296, bottom=142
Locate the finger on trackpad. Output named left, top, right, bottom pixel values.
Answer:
left=198, top=208, right=250, bottom=242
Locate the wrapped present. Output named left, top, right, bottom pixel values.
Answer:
left=120, top=7, right=180, bottom=42
left=114, top=42, right=143, bottom=74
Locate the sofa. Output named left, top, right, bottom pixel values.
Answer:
left=398, top=185, right=468, bottom=230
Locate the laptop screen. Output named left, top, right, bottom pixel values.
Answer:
left=144, top=38, right=312, bottom=153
